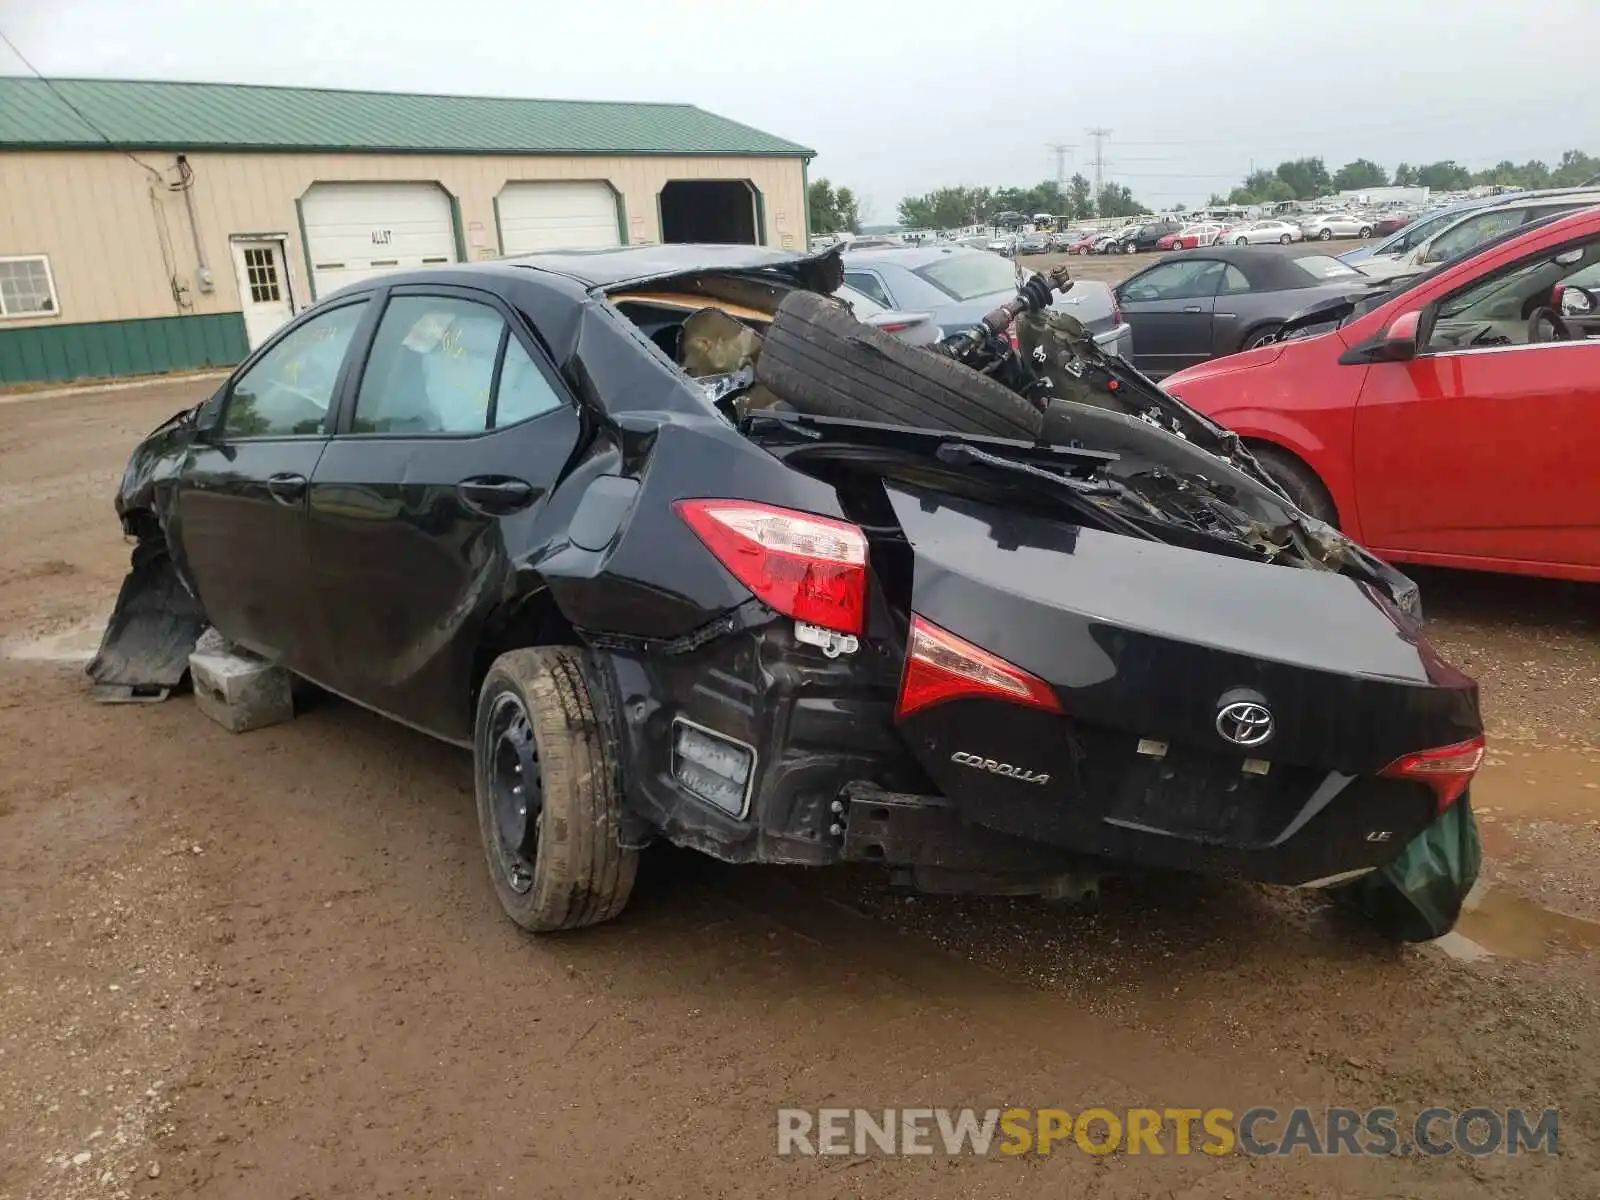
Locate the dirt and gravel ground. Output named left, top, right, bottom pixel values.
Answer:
left=3, top=363, right=1598, bottom=1199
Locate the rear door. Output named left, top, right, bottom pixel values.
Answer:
left=1353, top=231, right=1600, bottom=571
left=171, top=297, right=373, bottom=666
left=302, top=285, right=583, bottom=739
left=1116, top=259, right=1227, bottom=376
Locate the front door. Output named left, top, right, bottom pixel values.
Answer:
left=1353, top=233, right=1600, bottom=570
left=1117, top=258, right=1226, bottom=377
left=303, top=286, right=583, bottom=740
left=230, top=239, right=295, bottom=349
left=172, top=297, right=372, bottom=665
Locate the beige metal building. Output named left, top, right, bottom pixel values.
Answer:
left=0, top=78, right=814, bottom=384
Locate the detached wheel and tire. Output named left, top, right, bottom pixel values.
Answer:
left=474, top=646, right=638, bottom=932
left=758, top=290, right=1044, bottom=439
left=1248, top=444, right=1339, bottom=526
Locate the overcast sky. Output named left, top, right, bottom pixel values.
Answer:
left=4, top=0, right=1598, bottom=218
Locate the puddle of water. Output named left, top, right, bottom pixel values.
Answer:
left=1442, top=884, right=1600, bottom=961
left=3, top=618, right=106, bottom=664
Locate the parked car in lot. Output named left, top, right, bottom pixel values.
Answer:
left=1370, top=213, right=1412, bottom=238
left=1353, top=190, right=1600, bottom=285
left=1017, top=232, right=1051, bottom=255
left=1157, top=223, right=1224, bottom=251
left=1163, top=207, right=1600, bottom=582
left=1299, top=213, right=1375, bottom=241
left=1337, top=198, right=1496, bottom=268
left=1113, top=246, right=1375, bottom=377
left=1091, top=229, right=1130, bottom=254
left=1123, top=219, right=1185, bottom=252
left=1063, top=230, right=1101, bottom=255
left=92, top=243, right=1486, bottom=941
left=1226, top=219, right=1302, bottom=246
left=840, top=244, right=1132, bottom=358
left=986, top=235, right=1016, bottom=257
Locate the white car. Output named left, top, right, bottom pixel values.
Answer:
left=1224, top=219, right=1302, bottom=246
left=1299, top=212, right=1375, bottom=241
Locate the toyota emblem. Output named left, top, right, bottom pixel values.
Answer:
left=1216, top=701, right=1274, bottom=747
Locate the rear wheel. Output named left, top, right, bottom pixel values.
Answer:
left=1358, top=226, right=1373, bottom=239
left=1241, top=323, right=1282, bottom=351
left=1278, top=233, right=1292, bottom=245
left=1237, top=236, right=1251, bottom=246
left=1248, top=444, right=1339, bottom=526
left=474, top=646, right=638, bottom=932
left=1318, top=228, right=1334, bottom=241
left=756, top=290, right=1044, bottom=439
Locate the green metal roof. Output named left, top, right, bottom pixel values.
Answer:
left=0, top=77, right=814, bottom=158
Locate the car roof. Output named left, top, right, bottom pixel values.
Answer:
left=1147, top=245, right=1344, bottom=289
left=841, top=244, right=991, bottom=267
left=503, top=243, right=816, bottom=288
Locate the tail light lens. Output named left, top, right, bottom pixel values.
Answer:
left=1005, top=319, right=1019, bottom=350
left=675, top=500, right=868, bottom=635
left=1380, top=735, right=1485, bottom=814
left=897, top=614, right=1062, bottom=718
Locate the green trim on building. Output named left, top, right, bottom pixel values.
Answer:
left=801, top=159, right=812, bottom=248
left=0, top=313, right=248, bottom=386
left=0, top=77, right=815, bottom=158
left=447, top=191, right=469, bottom=262
left=751, top=183, right=767, bottom=246
left=606, top=181, right=628, bottom=246
left=294, top=197, right=316, bottom=302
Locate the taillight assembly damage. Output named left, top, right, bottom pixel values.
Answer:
left=675, top=499, right=868, bottom=635
left=1380, top=735, right=1486, bottom=813
left=897, top=614, right=1061, bottom=718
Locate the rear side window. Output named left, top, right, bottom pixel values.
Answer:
left=224, top=300, right=367, bottom=438
left=843, top=271, right=892, bottom=308
left=354, top=296, right=505, bottom=433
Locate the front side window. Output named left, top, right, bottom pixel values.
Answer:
left=0, top=255, right=59, bottom=318
left=223, top=300, right=368, bottom=438
left=1426, top=237, right=1600, bottom=351
left=1121, top=259, right=1224, bottom=302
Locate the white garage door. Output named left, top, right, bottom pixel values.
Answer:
left=300, top=182, right=457, bottom=297
left=498, top=181, right=620, bottom=255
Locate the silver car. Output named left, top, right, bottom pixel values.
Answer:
left=1226, top=219, right=1302, bottom=246
left=834, top=282, right=941, bottom=347
left=839, top=244, right=1133, bottom=359
left=1355, top=189, right=1600, bottom=284
left=1298, top=212, right=1375, bottom=241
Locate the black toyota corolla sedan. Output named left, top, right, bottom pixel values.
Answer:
left=1115, top=246, right=1382, bottom=378
left=91, top=244, right=1483, bottom=940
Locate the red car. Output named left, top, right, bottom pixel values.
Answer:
left=1371, top=214, right=1412, bottom=238
left=1162, top=206, right=1600, bottom=583
left=1156, top=224, right=1222, bottom=251
left=1066, top=232, right=1100, bottom=255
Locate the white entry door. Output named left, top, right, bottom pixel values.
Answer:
left=497, top=181, right=621, bottom=254
left=230, top=239, right=293, bottom=350
left=300, top=182, right=458, bottom=298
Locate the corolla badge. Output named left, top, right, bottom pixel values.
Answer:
left=950, top=751, right=1050, bottom=785
left=1216, top=701, right=1274, bottom=747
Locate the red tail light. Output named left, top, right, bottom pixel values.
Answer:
left=676, top=500, right=868, bottom=635
left=1380, top=735, right=1485, bottom=814
left=877, top=320, right=914, bottom=334
left=1006, top=319, right=1019, bottom=350
left=897, top=615, right=1062, bottom=718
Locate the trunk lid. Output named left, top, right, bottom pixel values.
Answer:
left=884, top=481, right=1479, bottom=780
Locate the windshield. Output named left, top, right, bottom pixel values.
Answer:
left=1295, top=255, right=1363, bottom=281
left=914, top=254, right=1020, bottom=301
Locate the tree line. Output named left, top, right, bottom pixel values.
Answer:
left=1211, top=150, right=1600, bottom=207
left=890, top=176, right=1147, bottom=229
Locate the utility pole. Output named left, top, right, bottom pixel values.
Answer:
left=1045, top=142, right=1076, bottom=192
left=1086, top=127, right=1112, bottom=200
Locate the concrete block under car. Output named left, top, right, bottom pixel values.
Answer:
left=188, top=645, right=294, bottom=733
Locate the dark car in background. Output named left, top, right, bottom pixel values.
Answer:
left=1114, top=246, right=1376, bottom=377
left=1124, top=219, right=1184, bottom=253
left=841, top=244, right=1133, bottom=358
left=1017, top=232, right=1051, bottom=255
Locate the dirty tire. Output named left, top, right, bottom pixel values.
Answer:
left=1248, top=444, right=1339, bottom=526
left=474, top=646, right=638, bottom=933
left=1241, top=323, right=1283, bottom=351
left=757, top=289, right=1044, bottom=439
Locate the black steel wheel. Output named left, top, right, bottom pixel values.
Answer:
left=473, top=646, right=638, bottom=932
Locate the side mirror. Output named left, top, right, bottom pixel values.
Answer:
left=1340, top=310, right=1421, bottom=365
left=1557, top=285, right=1596, bottom=316
left=192, top=384, right=227, bottom=443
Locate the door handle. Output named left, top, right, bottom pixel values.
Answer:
left=266, top=473, right=307, bottom=506
left=1182, top=305, right=1203, bottom=313
left=458, top=476, right=536, bottom=515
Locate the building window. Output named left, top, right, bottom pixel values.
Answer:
left=0, top=255, right=60, bottom=318
left=242, top=248, right=282, bottom=303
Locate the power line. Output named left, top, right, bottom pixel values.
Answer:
left=1086, top=127, right=1112, bottom=197
left=0, top=26, right=168, bottom=183
left=1045, top=141, right=1075, bottom=193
